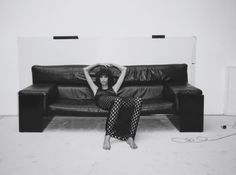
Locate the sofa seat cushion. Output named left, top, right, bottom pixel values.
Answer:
left=141, top=98, right=176, bottom=114
left=48, top=99, right=108, bottom=116
left=48, top=98, right=176, bottom=116
left=57, top=85, right=165, bottom=100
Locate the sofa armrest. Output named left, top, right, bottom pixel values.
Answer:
left=164, top=83, right=202, bottom=96
left=18, top=83, right=58, bottom=132
left=18, top=83, right=58, bottom=113
left=163, top=83, right=202, bottom=110
left=163, top=83, right=204, bottom=132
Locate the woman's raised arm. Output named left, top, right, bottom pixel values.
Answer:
left=83, top=63, right=99, bottom=96
left=110, top=63, right=127, bottom=94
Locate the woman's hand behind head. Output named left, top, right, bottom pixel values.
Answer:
left=101, top=63, right=112, bottom=68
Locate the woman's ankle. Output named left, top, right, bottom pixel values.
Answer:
left=105, top=134, right=111, bottom=139
left=127, top=137, right=134, bottom=141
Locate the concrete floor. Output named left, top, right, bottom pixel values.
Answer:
left=0, top=114, right=236, bottom=175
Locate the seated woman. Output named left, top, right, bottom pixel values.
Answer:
left=83, top=63, right=143, bottom=150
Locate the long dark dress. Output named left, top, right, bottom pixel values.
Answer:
left=95, top=86, right=143, bottom=141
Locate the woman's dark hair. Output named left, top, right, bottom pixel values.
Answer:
left=95, top=67, right=114, bottom=88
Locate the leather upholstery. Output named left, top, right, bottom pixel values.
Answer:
left=19, top=63, right=204, bottom=132
left=48, top=98, right=176, bottom=116
left=18, top=83, right=58, bottom=132
left=57, top=85, right=164, bottom=100
left=164, top=83, right=202, bottom=96
left=32, top=64, right=187, bottom=85
left=163, top=83, right=204, bottom=132
left=18, top=84, right=58, bottom=114
left=163, top=83, right=202, bottom=111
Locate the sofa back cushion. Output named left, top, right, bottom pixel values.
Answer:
left=118, top=85, right=164, bottom=99
left=57, top=85, right=164, bottom=100
left=32, top=64, right=188, bottom=86
left=157, top=64, right=188, bottom=84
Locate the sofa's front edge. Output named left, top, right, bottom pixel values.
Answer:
left=18, top=83, right=58, bottom=132
left=178, top=94, right=204, bottom=132
left=164, top=83, right=204, bottom=132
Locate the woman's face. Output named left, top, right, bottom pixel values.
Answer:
left=100, top=75, right=108, bottom=86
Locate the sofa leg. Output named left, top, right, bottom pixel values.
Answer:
left=167, top=95, right=204, bottom=132
left=19, top=95, right=45, bottom=132
left=167, top=114, right=203, bottom=132
left=19, top=116, right=44, bottom=132
left=179, top=114, right=203, bottom=132
left=178, top=95, right=204, bottom=132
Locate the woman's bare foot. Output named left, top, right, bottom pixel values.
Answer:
left=126, top=137, right=138, bottom=149
left=103, top=135, right=111, bottom=150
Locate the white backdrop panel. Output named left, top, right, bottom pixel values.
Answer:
left=18, top=37, right=196, bottom=89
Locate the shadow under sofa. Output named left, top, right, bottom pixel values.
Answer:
left=18, top=63, right=204, bottom=132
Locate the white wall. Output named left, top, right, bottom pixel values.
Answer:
left=17, top=36, right=196, bottom=89
left=224, top=66, right=236, bottom=115
left=1, top=0, right=236, bottom=115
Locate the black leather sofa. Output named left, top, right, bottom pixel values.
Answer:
left=18, top=63, right=204, bottom=132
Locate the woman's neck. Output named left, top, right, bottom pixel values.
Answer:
left=101, top=86, right=109, bottom=90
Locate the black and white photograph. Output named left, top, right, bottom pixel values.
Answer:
left=0, top=0, right=236, bottom=175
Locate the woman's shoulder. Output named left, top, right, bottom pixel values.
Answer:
left=111, top=86, right=118, bottom=94
left=110, top=87, right=118, bottom=95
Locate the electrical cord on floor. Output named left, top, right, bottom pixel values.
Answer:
left=171, top=122, right=236, bottom=143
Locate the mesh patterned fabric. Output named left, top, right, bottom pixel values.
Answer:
left=95, top=87, right=143, bottom=141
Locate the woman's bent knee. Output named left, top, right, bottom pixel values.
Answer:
left=135, top=97, right=142, bottom=103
